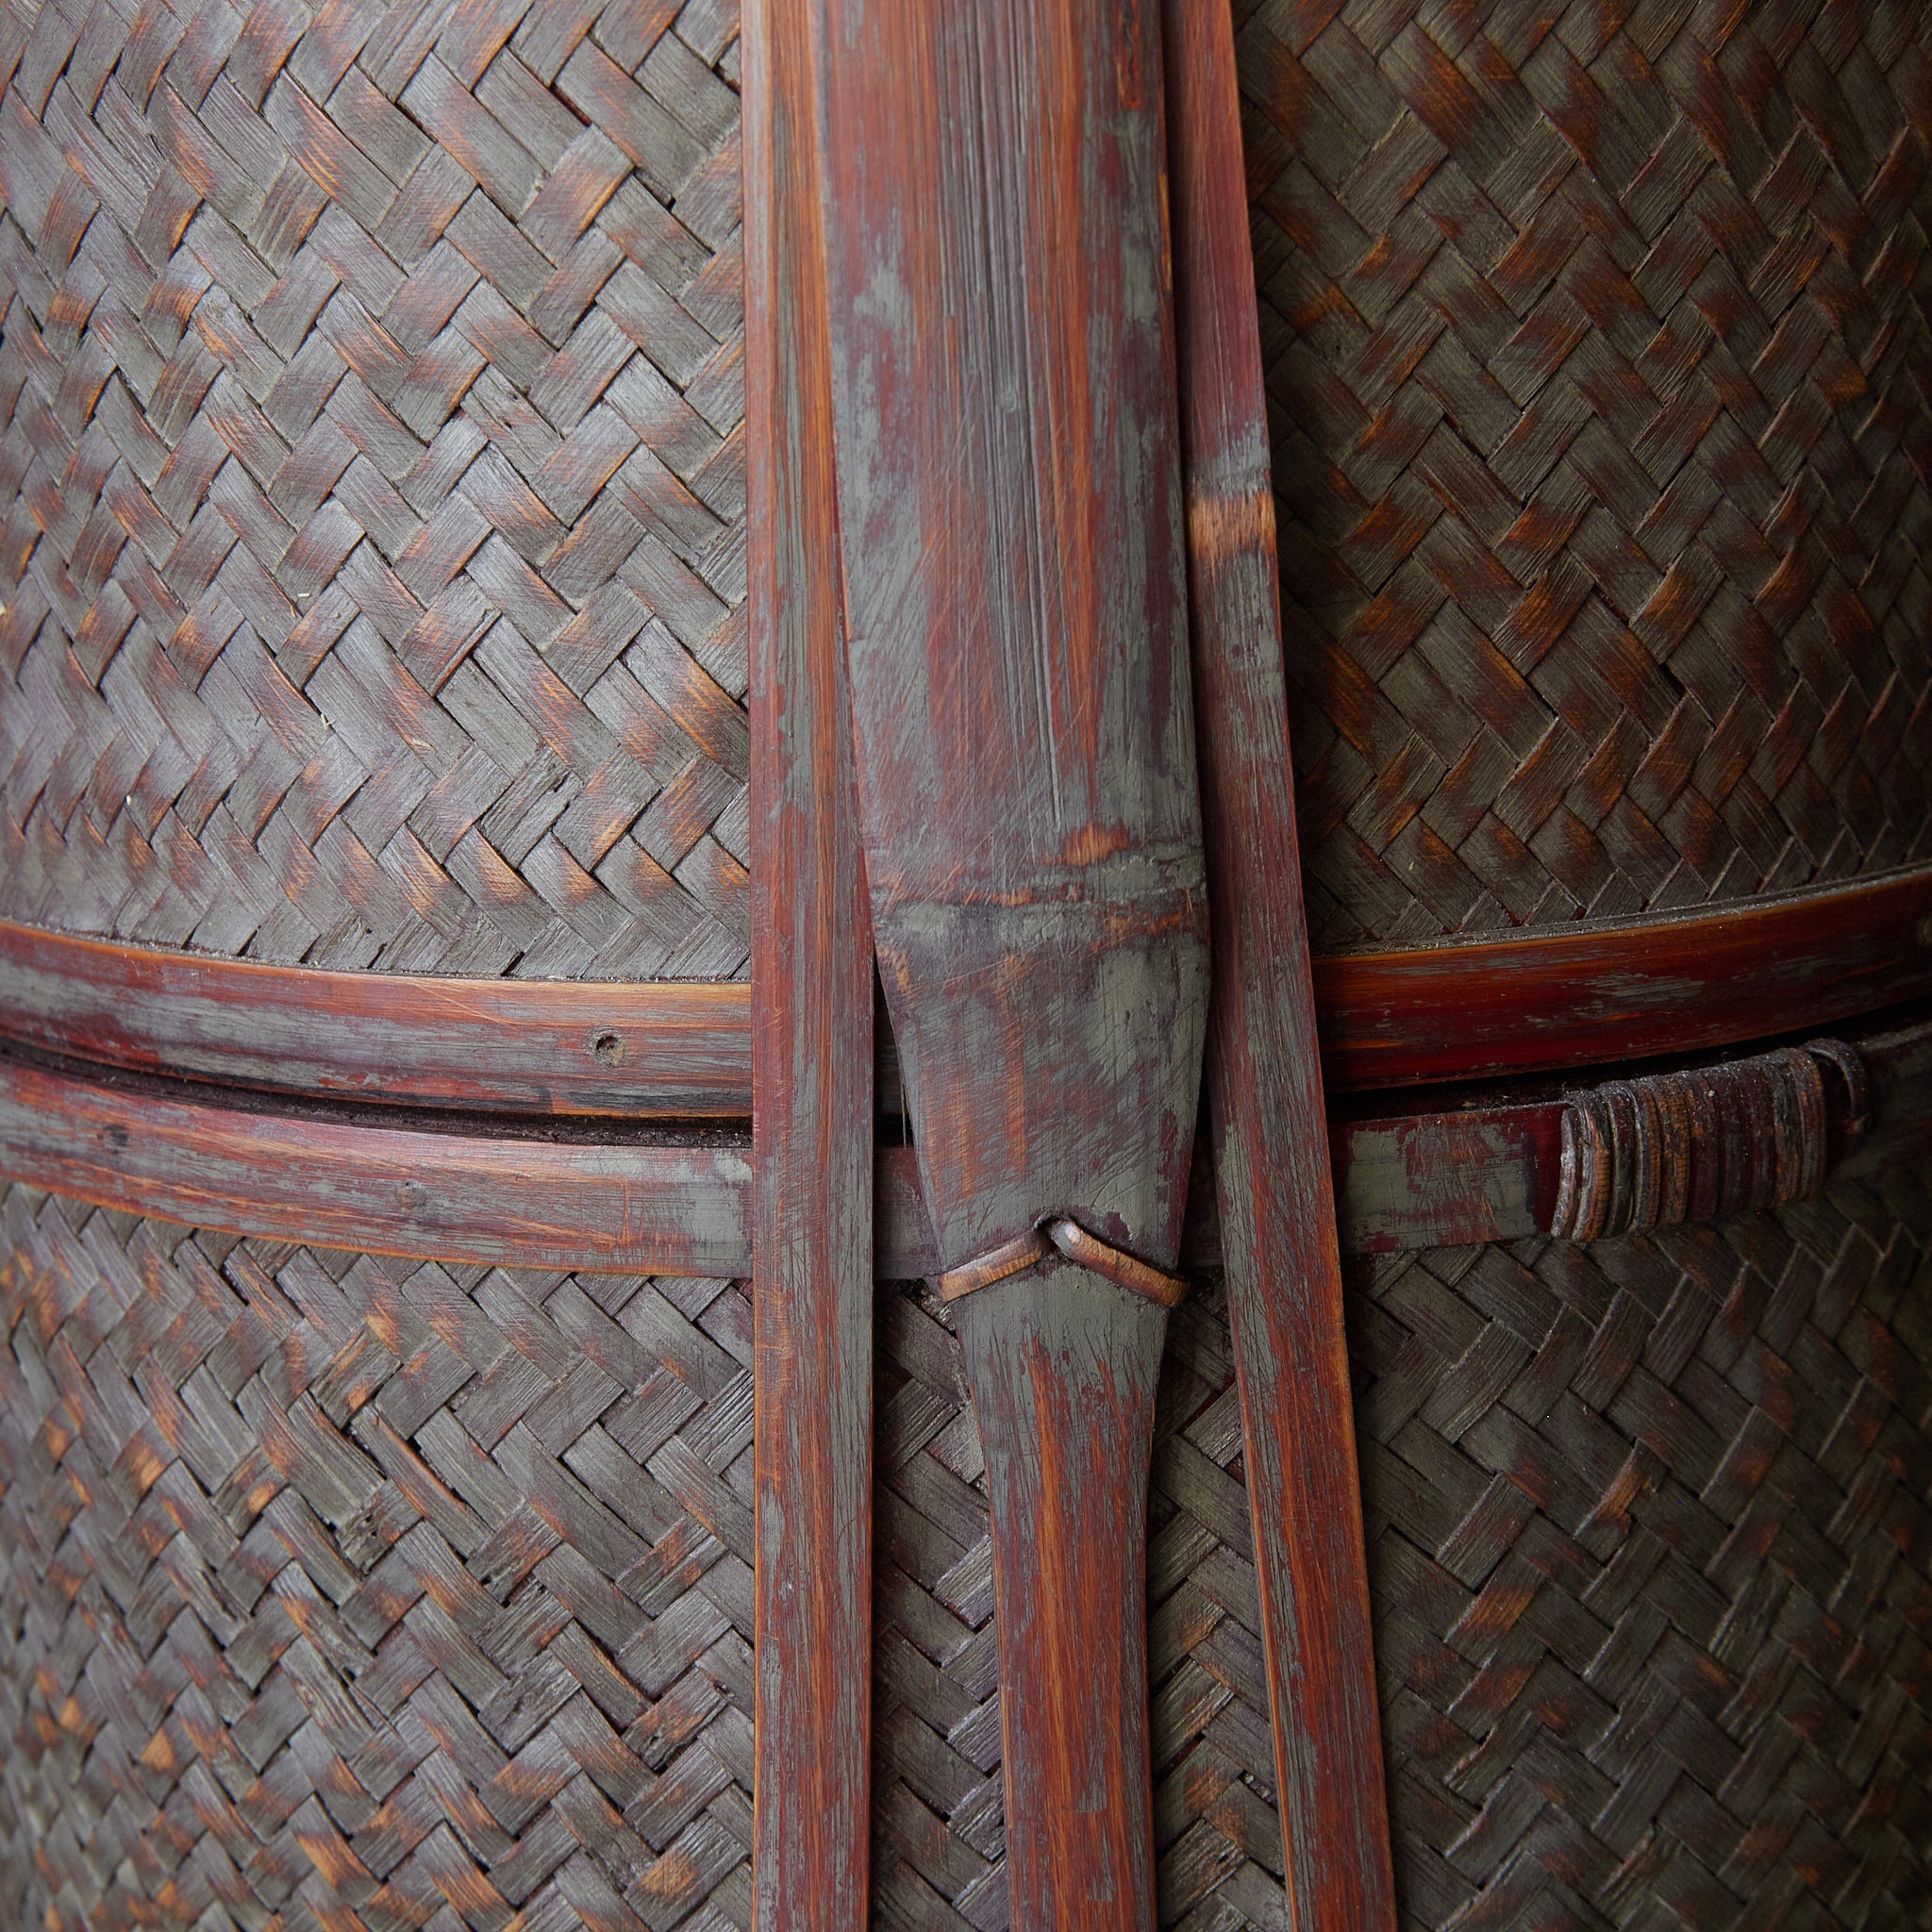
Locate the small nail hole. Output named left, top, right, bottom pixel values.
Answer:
left=591, top=1030, right=626, bottom=1065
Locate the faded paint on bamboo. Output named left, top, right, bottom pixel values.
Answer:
left=957, top=1266, right=1166, bottom=1928
left=810, top=0, right=1208, bottom=1276
left=1165, top=1, right=1398, bottom=1921
left=746, top=0, right=878, bottom=1920
left=8, top=869, right=1928, bottom=1118
left=0, top=919, right=752, bottom=1117
left=0, top=1051, right=750, bottom=1275
left=805, top=4, right=1208, bottom=1923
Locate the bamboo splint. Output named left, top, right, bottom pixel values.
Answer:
left=745, top=0, right=876, bottom=1921
left=1166, top=3, right=1397, bottom=1922
left=806, top=4, right=1208, bottom=1923
left=748, top=2, right=1396, bottom=1924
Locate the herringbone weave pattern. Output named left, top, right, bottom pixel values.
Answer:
left=1240, top=1, right=1932, bottom=951
left=1352, top=1167, right=1932, bottom=1931
left=2, top=1176, right=1927, bottom=1928
left=0, top=1184, right=756, bottom=1931
left=0, top=0, right=748, bottom=977
left=9, top=0, right=1930, bottom=972
left=869, top=1275, right=1293, bottom=1931
left=871, top=1174, right=1932, bottom=1930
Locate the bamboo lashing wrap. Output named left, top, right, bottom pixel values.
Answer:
left=1550, top=1038, right=1870, bottom=1241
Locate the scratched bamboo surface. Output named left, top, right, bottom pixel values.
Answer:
left=0, top=0, right=749, bottom=978
left=6, top=863, right=1932, bottom=1110
left=812, top=0, right=1208, bottom=1280
left=5, top=7, right=1932, bottom=1932
left=744, top=0, right=876, bottom=1913
left=1168, top=0, right=1395, bottom=1921
left=8, top=1006, right=1932, bottom=1283
left=808, top=1, right=1209, bottom=1922
left=869, top=1273, right=1298, bottom=1930
left=1239, top=3, right=1932, bottom=953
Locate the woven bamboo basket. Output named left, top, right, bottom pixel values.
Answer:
left=2, top=1177, right=1927, bottom=1928
left=0, top=2, right=1928, bottom=1930
left=0, top=0, right=753, bottom=983
left=874, top=1176, right=1932, bottom=1929
left=1246, top=3, right=1932, bottom=956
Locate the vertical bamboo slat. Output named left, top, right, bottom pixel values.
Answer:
left=1167, top=4, right=1398, bottom=1923
left=746, top=2, right=875, bottom=1921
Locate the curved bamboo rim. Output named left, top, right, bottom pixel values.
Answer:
left=5, top=1008, right=1925, bottom=1269
left=2, top=863, right=1929, bottom=1111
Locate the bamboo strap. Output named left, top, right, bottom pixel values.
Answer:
left=935, top=1218, right=1190, bottom=1308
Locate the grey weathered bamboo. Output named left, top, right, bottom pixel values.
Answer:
left=808, top=0, right=1209, bottom=1916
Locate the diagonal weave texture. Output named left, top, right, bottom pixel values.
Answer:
left=870, top=1171, right=1932, bottom=1931
left=1, top=1174, right=1927, bottom=1929
left=0, top=0, right=748, bottom=978
left=869, top=1274, right=1294, bottom=1932
left=0, top=1183, right=756, bottom=1931
left=1239, top=1, right=1932, bottom=952
left=1351, top=1165, right=1932, bottom=1931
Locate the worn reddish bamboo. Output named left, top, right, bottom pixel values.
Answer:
left=745, top=0, right=878, bottom=1923
left=6, top=1016, right=1928, bottom=1284
left=808, top=0, right=1211, bottom=1919
left=0, top=917, right=751, bottom=1116
left=8, top=867, right=1927, bottom=1117
left=1167, top=4, right=1398, bottom=1921
left=1316, top=865, right=1932, bottom=1089
left=0, top=1050, right=749, bottom=1276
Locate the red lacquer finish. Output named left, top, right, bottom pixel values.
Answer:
left=957, top=1274, right=1166, bottom=1929
left=0, top=1051, right=749, bottom=1276
left=7, top=863, right=1926, bottom=1116
left=0, top=918, right=750, bottom=1116
left=808, top=1, right=1208, bottom=1918
left=1316, top=865, right=1932, bottom=1090
left=5, top=1020, right=1925, bottom=1283
left=1166, top=3, right=1398, bottom=1922
left=746, top=1, right=877, bottom=1922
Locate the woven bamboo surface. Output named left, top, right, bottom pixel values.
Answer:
left=1239, top=1, right=1932, bottom=953
left=870, top=1167, right=1932, bottom=1931
left=870, top=1275, right=1291, bottom=1930
left=0, top=0, right=748, bottom=978
left=8, top=0, right=1931, bottom=974
left=0, top=1184, right=755, bottom=1931
left=1352, top=1165, right=1932, bottom=1931
left=2, top=1169, right=1929, bottom=1929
